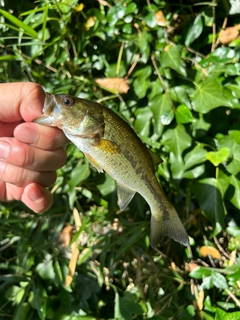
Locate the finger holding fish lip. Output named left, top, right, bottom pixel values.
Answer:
left=14, top=122, right=69, bottom=150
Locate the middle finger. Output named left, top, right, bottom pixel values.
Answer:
left=0, top=137, right=67, bottom=171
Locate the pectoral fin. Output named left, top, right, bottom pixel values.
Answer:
left=85, top=153, right=104, bottom=173
left=116, top=182, right=136, bottom=211
left=95, top=139, right=121, bottom=154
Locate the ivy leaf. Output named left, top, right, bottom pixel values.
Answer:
left=160, top=45, right=187, bottom=77
left=149, top=94, right=172, bottom=135
left=192, top=77, right=231, bottom=113
left=189, top=266, right=212, bottom=279
left=162, top=124, right=192, bottom=161
left=202, top=276, right=213, bottom=289
left=226, top=143, right=240, bottom=175
left=185, top=14, right=203, bottom=47
left=134, top=107, right=153, bottom=136
left=211, top=272, right=228, bottom=289
left=184, top=144, right=207, bottom=171
left=162, top=124, right=191, bottom=178
left=176, top=104, right=194, bottom=124
left=192, top=178, right=225, bottom=235
left=206, top=147, right=230, bottom=166
left=230, top=175, right=240, bottom=209
left=169, top=86, right=192, bottom=108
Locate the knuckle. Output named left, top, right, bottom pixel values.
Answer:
left=13, top=143, right=35, bottom=169
left=14, top=167, right=29, bottom=186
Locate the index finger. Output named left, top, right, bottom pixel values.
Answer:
left=14, top=122, right=69, bottom=150
left=0, top=82, right=45, bottom=122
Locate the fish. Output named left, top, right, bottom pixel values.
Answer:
left=34, top=93, right=189, bottom=248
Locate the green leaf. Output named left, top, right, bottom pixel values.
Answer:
left=215, top=308, right=240, bottom=320
left=160, top=45, right=187, bottom=77
left=202, top=276, right=213, bottom=289
left=119, top=292, right=143, bottom=319
left=229, top=175, right=240, bottom=209
left=161, top=109, right=174, bottom=125
left=227, top=220, right=240, bottom=237
left=185, top=14, right=203, bottom=47
left=162, top=124, right=191, bottom=178
left=176, top=104, right=194, bottom=123
left=184, top=144, right=207, bottom=171
left=162, top=124, right=192, bottom=161
left=189, top=266, right=212, bottom=279
left=183, top=164, right=205, bottom=179
left=211, top=272, right=228, bottom=289
left=192, top=178, right=225, bottom=235
left=226, top=143, right=240, bottom=175
left=134, top=107, right=153, bottom=136
left=229, top=130, right=240, bottom=144
left=192, top=77, right=231, bottom=113
left=149, top=94, right=172, bottom=135
left=144, top=12, right=157, bottom=28
left=0, top=9, right=39, bottom=38
left=133, top=66, right=152, bottom=99
left=36, top=254, right=55, bottom=281
left=169, top=86, right=192, bottom=108
left=206, top=147, right=230, bottom=166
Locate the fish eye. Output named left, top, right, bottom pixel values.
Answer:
left=63, top=96, right=74, bottom=106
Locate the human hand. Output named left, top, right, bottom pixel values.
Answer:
left=0, top=82, right=68, bottom=212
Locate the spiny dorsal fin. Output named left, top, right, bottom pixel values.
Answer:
left=147, top=149, right=163, bottom=168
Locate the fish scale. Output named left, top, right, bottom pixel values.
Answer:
left=34, top=93, right=189, bottom=248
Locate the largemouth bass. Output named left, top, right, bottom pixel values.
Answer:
left=34, top=93, right=189, bottom=248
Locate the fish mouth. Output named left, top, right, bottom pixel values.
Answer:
left=33, top=92, right=58, bottom=126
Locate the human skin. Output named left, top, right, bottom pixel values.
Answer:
left=0, top=82, right=68, bottom=212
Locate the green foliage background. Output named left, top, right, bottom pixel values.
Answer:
left=1, top=0, right=240, bottom=319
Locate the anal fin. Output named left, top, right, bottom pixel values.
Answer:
left=116, top=182, right=136, bottom=211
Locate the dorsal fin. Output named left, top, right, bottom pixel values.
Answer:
left=147, top=149, right=163, bottom=168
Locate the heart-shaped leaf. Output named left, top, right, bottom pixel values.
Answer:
left=176, top=104, right=194, bottom=123
left=206, top=147, right=230, bottom=166
left=192, top=77, right=231, bottom=113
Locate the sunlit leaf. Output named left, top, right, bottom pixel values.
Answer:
left=160, top=45, right=187, bottom=76
left=206, top=147, right=230, bottom=166
left=176, top=104, right=194, bottom=123
left=184, top=144, right=207, bottom=171
left=0, top=9, right=39, bottom=38
left=149, top=94, right=172, bottom=135
left=189, top=266, right=212, bottom=279
left=211, top=272, right=228, bottom=289
left=185, top=14, right=203, bottom=47
left=192, top=77, right=231, bottom=113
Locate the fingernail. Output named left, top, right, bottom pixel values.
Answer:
left=16, top=127, right=38, bottom=145
left=0, top=161, right=6, bottom=173
left=28, top=187, right=44, bottom=202
left=0, top=141, right=10, bottom=160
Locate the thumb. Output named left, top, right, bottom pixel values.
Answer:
left=0, top=82, right=45, bottom=122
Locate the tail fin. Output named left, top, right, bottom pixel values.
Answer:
left=150, top=207, right=189, bottom=248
